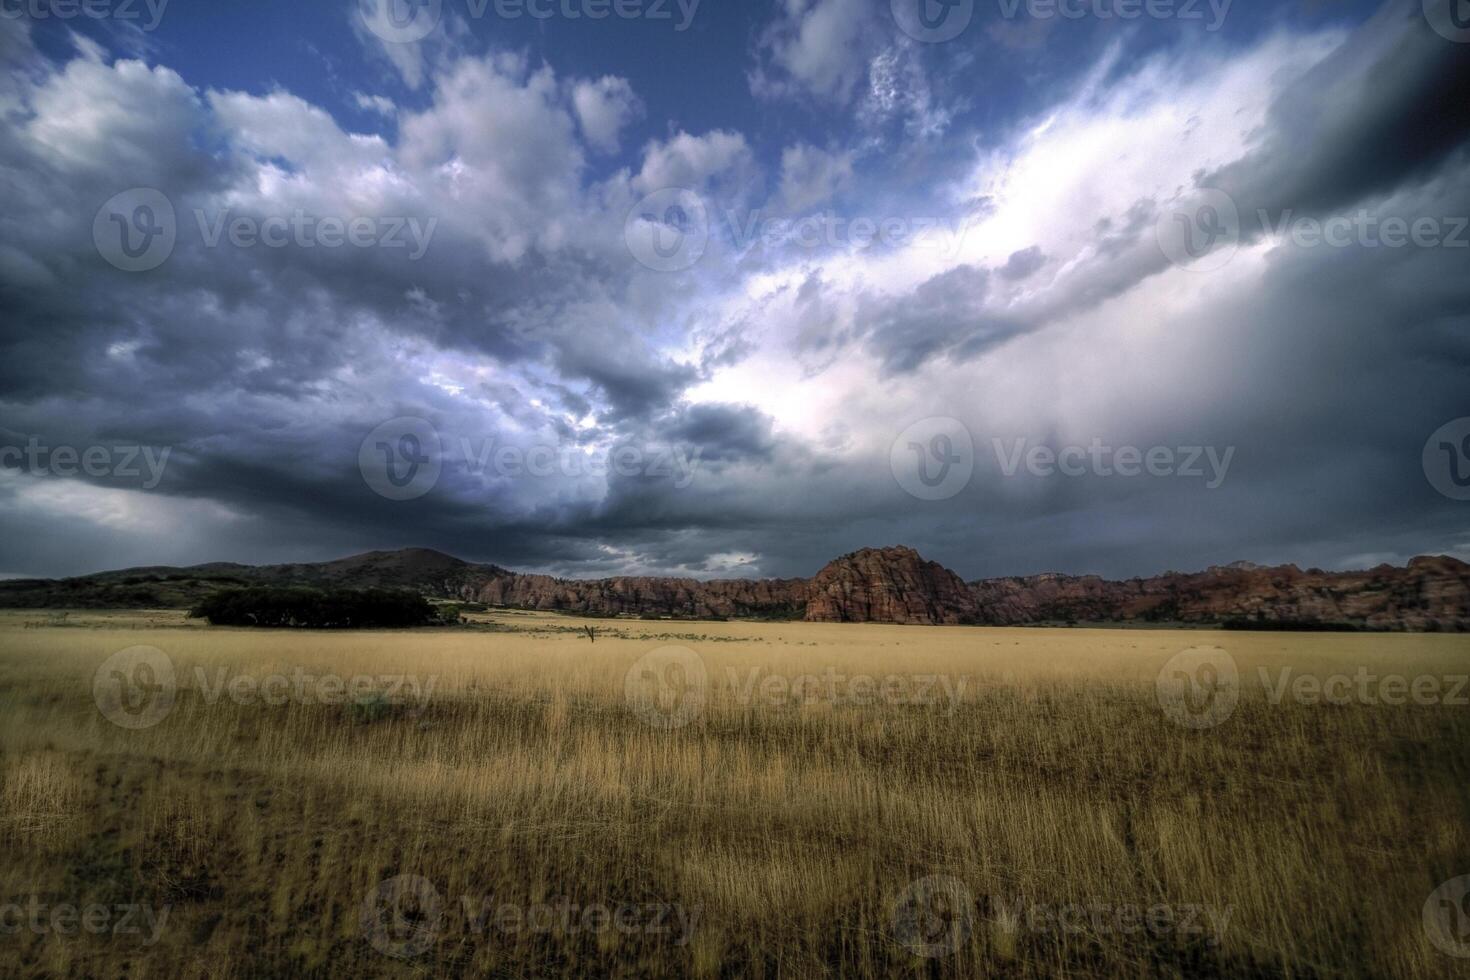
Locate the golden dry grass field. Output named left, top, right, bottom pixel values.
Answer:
left=2, top=609, right=1470, bottom=978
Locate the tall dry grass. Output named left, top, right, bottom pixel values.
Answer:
left=0, top=609, right=1467, bottom=977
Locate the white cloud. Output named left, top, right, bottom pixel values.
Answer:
left=859, top=42, right=950, bottom=140
left=690, top=27, right=1351, bottom=443
left=570, top=76, right=643, bottom=154
left=398, top=53, right=587, bottom=261
left=632, top=129, right=755, bottom=195
left=352, top=0, right=436, bottom=89
left=24, top=56, right=206, bottom=182
left=778, top=143, right=854, bottom=212
left=353, top=92, right=396, bottom=116
left=749, top=0, right=876, bottom=104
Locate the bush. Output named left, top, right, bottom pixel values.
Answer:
left=429, top=602, right=468, bottom=625
left=190, top=587, right=439, bottom=629
left=350, top=692, right=394, bottom=724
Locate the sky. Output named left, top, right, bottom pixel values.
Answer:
left=0, top=0, right=1468, bottom=582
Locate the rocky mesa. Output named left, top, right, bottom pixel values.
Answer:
left=2, top=546, right=1466, bottom=631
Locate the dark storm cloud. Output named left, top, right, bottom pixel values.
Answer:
left=1210, top=0, right=1470, bottom=230
left=553, top=343, right=701, bottom=424
left=0, top=39, right=699, bottom=413
left=999, top=246, right=1046, bottom=281
left=856, top=265, right=1021, bottom=376
left=971, top=174, right=1470, bottom=578
left=662, top=403, right=775, bottom=464
left=1, top=4, right=1468, bottom=584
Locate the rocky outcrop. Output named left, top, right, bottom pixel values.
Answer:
left=466, top=571, right=806, bottom=621
left=803, top=547, right=978, bottom=624
left=3, top=546, right=1467, bottom=631
left=968, top=556, right=1470, bottom=631
left=456, top=547, right=1470, bottom=630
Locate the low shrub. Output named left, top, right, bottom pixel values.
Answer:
left=190, top=587, right=439, bottom=629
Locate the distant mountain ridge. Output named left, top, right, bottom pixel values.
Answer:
left=2, top=546, right=1467, bottom=631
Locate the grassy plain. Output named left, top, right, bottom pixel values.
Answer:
left=1, top=608, right=1468, bottom=977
